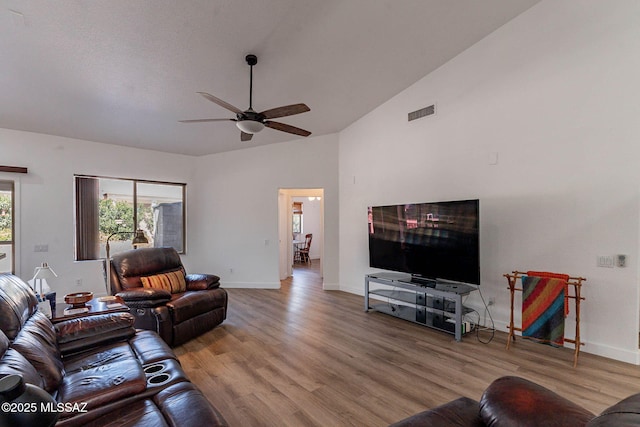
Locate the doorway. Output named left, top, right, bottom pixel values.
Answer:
left=278, top=188, right=324, bottom=284
left=0, top=180, right=15, bottom=274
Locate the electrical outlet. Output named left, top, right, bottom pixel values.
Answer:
left=488, top=297, right=495, bottom=306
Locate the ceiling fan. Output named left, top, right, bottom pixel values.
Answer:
left=180, top=54, right=311, bottom=142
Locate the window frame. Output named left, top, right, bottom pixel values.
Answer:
left=74, top=174, right=187, bottom=260
left=0, top=180, right=15, bottom=273
left=292, top=201, right=303, bottom=234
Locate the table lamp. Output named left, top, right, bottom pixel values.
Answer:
left=32, top=262, right=57, bottom=297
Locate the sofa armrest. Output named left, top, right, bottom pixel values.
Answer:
left=589, top=393, right=640, bottom=426
left=390, top=397, right=483, bottom=427
left=479, top=376, right=594, bottom=427
left=186, top=273, right=220, bottom=291
left=116, top=288, right=172, bottom=308
left=55, top=312, right=136, bottom=355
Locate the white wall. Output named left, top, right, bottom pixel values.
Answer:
left=338, top=0, right=640, bottom=364
left=293, top=196, right=322, bottom=260
left=0, top=127, right=196, bottom=300
left=0, top=127, right=338, bottom=298
left=190, top=133, right=339, bottom=288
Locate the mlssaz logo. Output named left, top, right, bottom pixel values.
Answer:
left=41, top=402, right=89, bottom=413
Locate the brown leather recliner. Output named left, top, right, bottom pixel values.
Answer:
left=109, top=247, right=227, bottom=347
left=390, top=375, right=640, bottom=426
left=0, top=273, right=227, bottom=426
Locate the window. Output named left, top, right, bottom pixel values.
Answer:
left=292, top=201, right=302, bottom=234
left=0, top=181, right=14, bottom=273
left=75, top=176, right=185, bottom=260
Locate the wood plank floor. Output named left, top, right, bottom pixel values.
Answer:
left=175, top=262, right=640, bottom=426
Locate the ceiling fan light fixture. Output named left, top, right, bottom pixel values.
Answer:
left=236, top=120, right=265, bottom=134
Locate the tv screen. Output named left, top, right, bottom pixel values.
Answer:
left=368, top=199, right=480, bottom=285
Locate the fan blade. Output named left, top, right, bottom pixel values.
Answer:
left=197, top=92, right=243, bottom=114
left=265, top=121, right=312, bottom=137
left=241, top=132, right=253, bottom=142
left=179, top=118, right=235, bottom=123
left=260, top=103, right=310, bottom=120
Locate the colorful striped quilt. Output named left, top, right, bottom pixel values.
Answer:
left=522, top=276, right=566, bottom=347
left=526, top=271, right=570, bottom=315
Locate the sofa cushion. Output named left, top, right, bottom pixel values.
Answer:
left=186, top=274, right=221, bottom=291
left=116, top=288, right=172, bottom=308
left=0, top=328, right=7, bottom=354
left=0, top=348, right=45, bottom=389
left=167, top=290, right=226, bottom=324
left=55, top=312, right=136, bottom=355
left=82, top=399, right=171, bottom=427
left=128, top=330, right=177, bottom=365
left=0, top=273, right=38, bottom=339
left=141, top=270, right=187, bottom=294
left=58, top=358, right=146, bottom=418
left=11, top=311, right=65, bottom=392
left=152, top=381, right=228, bottom=427
left=62, top=341, right=139, bottom=374
left=111, top=247, right=185, bottom=290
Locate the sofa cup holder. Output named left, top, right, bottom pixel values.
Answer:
left=147, top=372, right=171, bottom=386
left=144, top=363, right=166, bottom=375
left=144, top=363, right=172, bottom=386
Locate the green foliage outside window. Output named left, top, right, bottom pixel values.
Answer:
left=98, top=199, right=154, bottom=242
left=0, top=194, right=11, bottom=242
left=99, top=199, right=134, bottom=241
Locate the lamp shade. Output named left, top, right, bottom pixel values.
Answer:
left=32, top=262, right=57, bottom=281
left=236, top=120, right=265, bottom=134
left=132, top=229, right=149, bottom=245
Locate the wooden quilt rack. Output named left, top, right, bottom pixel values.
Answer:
left=504, top=271, right=586, bottom=367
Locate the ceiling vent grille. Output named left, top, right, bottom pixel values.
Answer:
left=408, top=104, right=436, bottom=122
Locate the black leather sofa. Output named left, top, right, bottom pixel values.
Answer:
left=109, top=247, right=227, bottom=347
left=0, top=273, right=227, bottom=426
left=391, top=375, right=640, bottom=426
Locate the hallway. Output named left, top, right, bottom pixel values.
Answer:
left=287, top=259, right=322, bottom=288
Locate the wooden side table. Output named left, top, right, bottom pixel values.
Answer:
left=52, top=295, right=129, bottom=321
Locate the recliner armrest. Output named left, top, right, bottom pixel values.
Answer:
left=479, top=376, right=594, bottom=426
left=55, top=312, right=136, bottom=355
left=186, top=273, right=221, bottom=290
left=389, top=396, right=482, bottom=427
left=117, top=288, right=172, bottom=308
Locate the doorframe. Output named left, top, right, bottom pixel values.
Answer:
left=0, top=177, right=20, bottom=275
left=278, top=188, right=324, bottom=282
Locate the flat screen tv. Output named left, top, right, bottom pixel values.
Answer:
left=368, top=199, right=480, bottom=286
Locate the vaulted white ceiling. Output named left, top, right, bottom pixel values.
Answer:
left=1, top=0, right=541, bottom=156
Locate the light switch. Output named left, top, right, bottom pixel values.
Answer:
left=597, top=255, right=614, bottom=268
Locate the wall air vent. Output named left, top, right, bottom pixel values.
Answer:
left=408, top=104, right=436, bottom=122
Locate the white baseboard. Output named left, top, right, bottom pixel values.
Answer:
left=221, top=281, right=281, bottom=289
left=581, top=342, right=640, bottom=365
left=339, top=283, right=364, bottom=296
left=322, top=282, right=340, bottom=290
left=489, top=320, right=639, bottom=365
